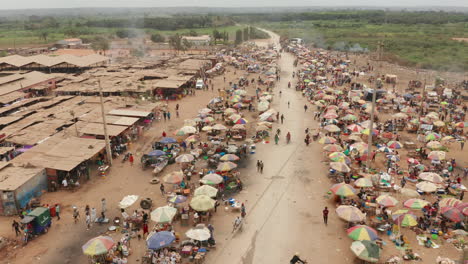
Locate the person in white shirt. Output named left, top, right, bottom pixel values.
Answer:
left=62, top=179, right=68, bottom=188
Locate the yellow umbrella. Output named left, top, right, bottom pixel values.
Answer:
left=355, top=178, right=373, bottom=188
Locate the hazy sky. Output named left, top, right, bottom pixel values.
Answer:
left=1, top=0, right=467, bottom=9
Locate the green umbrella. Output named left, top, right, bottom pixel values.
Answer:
left=350, top=240, right=381, bottom=262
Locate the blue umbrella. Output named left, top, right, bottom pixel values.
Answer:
left=148, top=150, right=166, bottom=157
left=159, top=137, right=177, bottom=144
left=146, top=231, right=175, bottom=250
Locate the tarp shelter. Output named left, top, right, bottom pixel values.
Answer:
left=0, top=164, right=47, bottom=216
left=79, top=113, right=139, bottom=127
left=74, top=121, right=128, bottom=137
left=0, top=54, right=108, bottom=70
left=11, top=136, right=105, bottom=172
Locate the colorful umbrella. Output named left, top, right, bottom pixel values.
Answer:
left=175, top=154, right=195, bottom=163
left=415, top=181, right=438, bottom=193
left=147, top=231, right=175, bottom=250
left=203, top=117, right=215, bottom=123
left=235, top=118, right=248, bottom=124
left=387, top=141, right=403, bottom=149
left=229, top=114, right=242, bottom=121
left=407, top=158, right=419, bottom=164
left=347, top=124, right=363, bottom=132
left=355, top=178, right=373, bottom=188
left=324, top=124, right=341, bottom=132
left=400, top=188, right=420, bottom=198
left=179, top=126, right=197, bottom=134
left=216, top=162, right=237, bottom=172
left=224, top=108, right=237, bottom=115
left=323, top=112, right=338, bottom=119
left=323, top=144, right=343, bottom=152
left=194, top=185, right=218, bottom=197
left=347, top=225, right=379, bottom=241
left=418, top=172, right=443, bottom=184
left=168, top=195, right=187, bottom=204
left=378, top=146, right=392, bottom=153
left=440, top=198, right=463, bottom=208
left=220, top=154, right=240, bottom=161
left=342, top=114, right=358, bottom=121
left=330, top=162, right=351, bottom=173
left=164, top=171, right=184, bottom=184
left=82, top=236, right=115, bottom=256
left=428, top=151, right=446, bottom=160
left=376, top=195, right=399, bottom=207
left=330, top=182, right=356, bottom=197
left=184, top=135, right=200, bottom=143
left=212, top=124, right=227, bottom=130
left=454, top=122, right=466, bottom=128
left=351, top=142, right=368, bottom=152
left=202, top=126, right=213, bottom=131
left=148, top=150, right=166, bottom=157
left=233, top=103, right=244, bottom=109
left=318, top=136, right=337, bottom=144
left=441, top=206, right=464, bottom=222
left=403, top=198, right=429, bottom=209
left=150, top=206, right=177, bottom=223
left=362, top=128, right=379, bottom=136
left=425, top=133, right=441, bottom=141
left=433, top=120, right=445, bottom=127
left=200, top=173, right=223, bottom=185
left=336, top=205, right=365, bottom=222
left=232, top=124, right=246, bottom=130
left=190, top=195, right=216, bottom=211
left=393, top=212, right=418, bottom=227
left=329, top=152, right=347, bottom=161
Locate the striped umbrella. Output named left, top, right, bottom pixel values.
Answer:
left=82, top=236, right=115, bottom=256
left=175, top=154, right=195, bottom=163
left=355, top=178, right=373, bottom=188
left=318, top=136, right=337, bottom=144
left=428, top=151, right=446, bottom=160
left=323, top=144, right=343, bottom=152
left=425, top=133, right=441, bottom=141
left=235, top=118, right=248, bottom=124
left=441, top=206, right=464, bottom=222
left=330, top=162, right=351, bottom=173
left=217, top=162, right=237, bottom=172
left=418, top=172, right=444, bottom=184
left=393, top=212, right=418, bottom=227
left=403, top=198, right=429, bottom=209
left=362, top=128, right=379, bottom=136
left=336, top=205, right=365, bottom=222
left=329, top=152, right=347, bottom=161
left=350, top=142, right=368, bottom=152
left=440, top=198, right=463, bottom=208
left=347, top=225, right=379, bottom=241
left=347, top=124, right=363, bottom=132
left=387, top=141, right=403, bottom=149
left=150, top=206, right=177, bottom=223
left=200, top=173, right=223, bottom=185
left=376, top=195, right=399, bottom=207
left=220, top=154, right=240, bottom=161
left=330, top=182, right=356, bottom=197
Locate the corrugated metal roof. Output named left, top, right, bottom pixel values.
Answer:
left=0, top=54, right=109, bottom=68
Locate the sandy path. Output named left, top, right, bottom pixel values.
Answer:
left=207, top=31, right=353, bottom=264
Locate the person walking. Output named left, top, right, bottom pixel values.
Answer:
left=101, top=198, right=107, bottom=213
left=160, top=183, right=165, bottom=195
left=12, top=220, right=20, bottom=236
left=163, top=111, right=167, bottom=121
left=142, top=222, right=149, bottom=238
left=129, top=154, right=134, bottom=166
left=85, top=212, right=91, bottom=230
left=288, top=101, right=290, bottom=108
left=241, top=203, right=246, bottom=218
left=91, top=208, right=97, bottom=224
left=259, top=161, right=264, bottom=174
left=256, top=160, right=260, bottom=172
left=73, top=207, right=80, bottom=223
left=281, top=114, right=285, bottom=124
left=304, top=104, right=308, bottom=112
left=55, top=204, right=60, bottom=220
left=162, top=131, right=167, bottom=137
left=323, top=207, right=329, bottom=225
left=461, top=140, right=465, bottom=150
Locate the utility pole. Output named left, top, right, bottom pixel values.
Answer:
left=366, top=74, right=379, bottom=170
left=99, top=80, right=113, bottom=165
left=70, top=110, right=79, bottom=137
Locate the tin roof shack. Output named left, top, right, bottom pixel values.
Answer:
left=0, top=164, right=46, bottom=216
left=11, top=136, right=106, bottom=189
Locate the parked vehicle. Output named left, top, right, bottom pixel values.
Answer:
left=20, top=207, right=52, bottom=244
left=195, top=79, right=204, bottom=89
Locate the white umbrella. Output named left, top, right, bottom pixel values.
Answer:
left=194, top=185, right=218, bottom=197
left=416, top=181, right=438, bottom=193
left=185, top=226, right=211, bottom=241
left=150, top=206, right=177, bottom=223
left=119, top=195, right=139, bottom=208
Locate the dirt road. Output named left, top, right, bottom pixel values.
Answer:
left=207, top=31, right=353, bottom=264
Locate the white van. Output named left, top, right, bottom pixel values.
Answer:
left=195, top=79, right=204, bottom=89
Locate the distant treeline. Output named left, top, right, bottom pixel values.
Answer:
left=81, top=16, right=234, bottom=30
left=233, top=11, right=468, bottom=24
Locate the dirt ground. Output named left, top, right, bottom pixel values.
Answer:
left=0, top=31, right=466, bottom=264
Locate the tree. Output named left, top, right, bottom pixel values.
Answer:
left=188, top=30, right=198, bottom=36
left=243, top=27, right=249, bottom=41
left=182, top=39, right=192, bottom=51
left=169, top=34, right=184, bottom=54
left=150, top=33, right=165, bottom=43
left=91, top=37, right=110, bottom=55
left=38, top=31, right=49, bottom=43
left=222, top=31, right=229, bottom=43
left=235, top=30, right=243, bottom=45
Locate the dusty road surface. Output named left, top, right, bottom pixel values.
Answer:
left=207, top=31, right=352, bottom=264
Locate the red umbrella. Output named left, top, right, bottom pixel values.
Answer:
left=441, top=206, right=464, bottom=222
